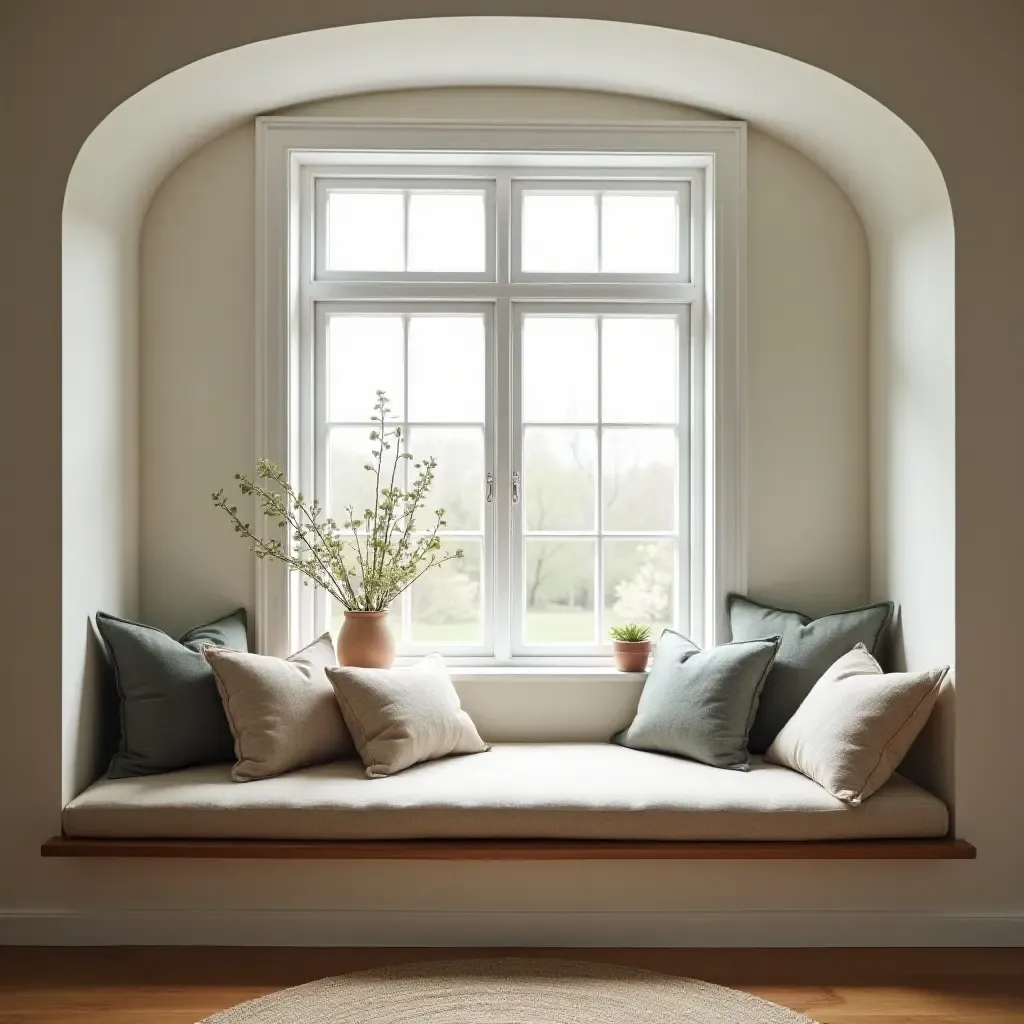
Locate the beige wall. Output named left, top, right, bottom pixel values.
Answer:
left=140, top=86, right=869, bottom=649
left=2, top=0, right=1022, bottom=943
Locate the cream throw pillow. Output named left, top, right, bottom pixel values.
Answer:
left=326, top=654, right=489, bottom=778
left=766, top=643, right=949, bottom=805
left=204, top=634, right=356, bottom=781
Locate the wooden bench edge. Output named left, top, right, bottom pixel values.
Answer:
left=41, top=836, right=977, bottom=860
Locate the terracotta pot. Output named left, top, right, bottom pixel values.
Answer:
left=336, top=610, right=396, bottom=668
left=612, top=640, right=651, bottom=672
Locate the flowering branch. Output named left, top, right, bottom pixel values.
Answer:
left=213, top=390, right=463, bottom=612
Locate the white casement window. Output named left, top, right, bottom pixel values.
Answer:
left=256, top=120, right=746, bottom=666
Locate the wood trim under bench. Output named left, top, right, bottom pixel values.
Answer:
left=41, top=836, right=976, bottom=860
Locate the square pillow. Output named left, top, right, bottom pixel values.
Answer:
left=204, top=633, right=356, bottom=781
left=96, top=609, right=247, bottom=778
left=728, top=594, right=894, bottom=753
left=766, top=643, right=949, bottom=805
left=326, top=654, right=489, bottom=778
left=613, top=629, right=781, bottom=770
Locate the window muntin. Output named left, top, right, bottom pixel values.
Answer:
left=303, top=164, right=702, bottom=662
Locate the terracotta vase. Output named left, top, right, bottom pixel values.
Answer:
left=612, top=640, right=652, bottom=673
left=336, top=610, right=396, bottom=669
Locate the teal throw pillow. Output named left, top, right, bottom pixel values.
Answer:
left=614, top=630, right=780, bottom=770
left=728, top=594, right=894, bottom=754
left=96, top=609, right=248, bottom=778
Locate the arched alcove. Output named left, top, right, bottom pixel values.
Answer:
left=61, top=14, right=957, bottom=889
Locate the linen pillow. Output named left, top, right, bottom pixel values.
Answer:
left=728, top=594, right=894, bottom=753
left=96, top=609, right=247, bottom=778
left=766, top=643, right=949, bottom=805
left=204, top=633, right=356, bottom=781
left=613, top=630, right=781, bottom=770
left=326, top=654, right=489, bottom=778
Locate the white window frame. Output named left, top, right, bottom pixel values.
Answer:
left=256, top=118, right=747, bottom=663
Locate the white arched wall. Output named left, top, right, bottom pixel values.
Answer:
left=53, top=18, right=967, bottom=944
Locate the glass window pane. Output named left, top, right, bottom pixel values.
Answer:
left=522, top=316, right=597, bottom=423
left=602, top=428, right=677, bottom=532
left=602, top=317, right=678, bottom=423
left=524, top=539, right=596, bottom=644
left=524, top=428, right=596, bottom=532
left=521, top=193, right=598, bottom=272
left=406, top=427, right=484, bottom=532
left=327, top=192, right=404, bottom=271
left=327, top=316, right=404, bottom=422
left=411, top=539, right=482, bottom=646
left=407, top=315, right=485, bottom=422
left=601, top=194, right=678, bottom=273
left=604, top=539, right=675, bottom=638
left=328, top=427, right=382, bottom=528
left=408, top=192, right=487, bottom=273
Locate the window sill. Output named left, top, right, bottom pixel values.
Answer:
left=447, top=666, right=648, bottom=685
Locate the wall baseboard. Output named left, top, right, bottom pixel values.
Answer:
left=1, top=908, right=1022, bottom=947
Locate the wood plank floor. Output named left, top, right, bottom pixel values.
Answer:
left=1, top=947, right=1022, bottom=1023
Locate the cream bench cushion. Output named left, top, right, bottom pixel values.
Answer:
left=62, top=742, right=948, bottom=842
left=61, top=745, right=942, bottom=839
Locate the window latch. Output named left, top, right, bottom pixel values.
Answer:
left=485, top=472, right=494, bottom=503
left=511, top=470, right=520, bottom=504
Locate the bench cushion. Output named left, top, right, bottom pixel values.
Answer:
left=62, top=743, right=948, bottom=842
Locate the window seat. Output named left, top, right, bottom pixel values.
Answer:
left=47, top=743, right=966, bottom=859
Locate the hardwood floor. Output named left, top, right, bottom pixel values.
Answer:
left=1, top=947, right=1022, bottom=1023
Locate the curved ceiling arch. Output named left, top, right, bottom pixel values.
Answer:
left=64, top=16, right=950, bottom=236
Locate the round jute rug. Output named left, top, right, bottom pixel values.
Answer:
left=199, top=957, right=816, bottom=1023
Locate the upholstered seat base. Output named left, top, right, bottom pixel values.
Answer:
left=62, top=743, right=949, bottom=843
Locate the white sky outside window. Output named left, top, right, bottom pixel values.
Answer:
left=327, top=192, right=404, bottom=271
left=601, top=194, right=678, bottom=273
left=601, top=317, right=677, bottom=422
left=407, top=193, right=486, bottom=272
left=407, top=316, right=485, bottom=421
left=522, top=317, right=598, bottom=422
left=327, top=316, right=404, bottom=421
left=522, top=194, right=598, bottom=272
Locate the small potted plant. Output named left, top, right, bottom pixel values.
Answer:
left=213, top=391, right=461, bottom=669
left=609, top=623, right=652, bottom=672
